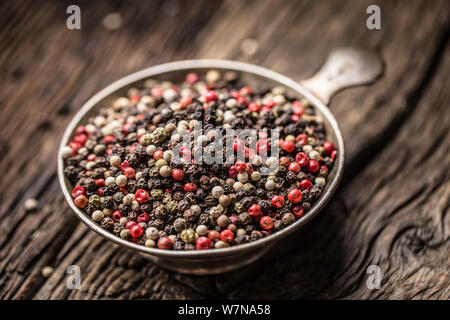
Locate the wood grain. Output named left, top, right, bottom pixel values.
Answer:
left=0, top=0, right=448, bottom=299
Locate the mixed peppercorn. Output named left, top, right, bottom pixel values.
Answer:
left=62, top=70, right=337, bottom=250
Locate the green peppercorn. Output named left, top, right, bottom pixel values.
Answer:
left=165, top=200, right=178, bottom=214
left=238, top=212, right=251, bottom=225
left=150, top=188, right=163, bottom=200
left=209, top=206, right=221, bottom=219
left=180, top=228, right=195, bottom=243
left=140, top=133, right=153, bottom=146
left=89, top=195, right=102, bottom=207
left=155, top=159, right=167, bottom=168
left=234, top=202, right=244, bottom=213
left=149, top=167, right=160, bottom=177
left=243, top=183, right=256, bottom=194
left=173, top=218, right=187, bottom=232
left=93, top=144, right=106, bottom=155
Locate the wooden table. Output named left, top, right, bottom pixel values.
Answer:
left=0, top=0, right=448, bottom=300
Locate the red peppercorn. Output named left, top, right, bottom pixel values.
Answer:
left=137, top=212, right=150, bottom=223
left=281, top=140, right=296, bottom=153
left=237, top=96, right=248, bottom=106
left=123, top=167, right=135, bottom=179
left=120, top=160, right=130, bottom=171
left=119, top=187, right=128, bottom=194
left=291, top=114, right=300, bottom=122
left=220, top=230, right=234, bottom=243
left=76, top=126, right=87, bottom=135
left=95, top=178, right=105, bottom=187
left=292, top=206, right=304, bottom=218
left=292, top=101, right=304, bottom=116
left=288, top=188, right=302, bottom=203
left=129, top=145, right=137, bottom=154
left=205, top=90, right=217, bottom=102
left=248, top=102, right=260, bottom=112
left=323, top=141, right=336, bottom=154
left=248, top=204, right=262, bottom=217
left=158, top=237, right=174, bottom=250
left=308, top=160, right=320, bottom=173
left=87, top=154, right=96, bottom=162
left=279, top=157, right=290, bottom=167
left=126, top=221, right=137, bottom=229
left=103, top=135, right=115, bottom=144
left=207, top=230, right=220, bottom=242
left=288, top=162, right=301, bottom=173
left=196, top=236, right=212, bottom=250
left=296, top=134, right=308, bottom=146
left=245, top=163, right=254, bottom=173
left=130, top=95, right=140, bottom=103
left=260, top=216, right=274, bottom=230
left=321, top=165, right=329, bottom=174
left=122, top=122, right=133, bottom=135
left=229, top=214, right=239, bottom=224
left=151, top=86, right=163, bottom=97
left=300, top=179, right=313, bottom=191
left=183, top=183, right=198, bottom=192
left=112, top=210, right=122, bottom=221
left=172, top=168, right=184, bottom=181
left=130, top=224, right=143, bottom=238
left=271, top=195, right=285, bottom=208
left=185, top=72, right=199, bottom=84
left=331, top=150, right=337, bottom=160
left=153, top=150, right=164, bottom=160
left=228, top=165, right=238, bottom=178
left=233, top=138, right=244, bottom=152
left=72, top=186, right=85, bottom=198
left=180, top=96, right=192, bottom=109
left=74, top=195, right=88, bottom=208
left=235, top=161, right=246, bottom=172
left=135, top=189, right=150, bottom=203
left=256, top=139, right=269, bottom=154
left=239, top=86, right=252, bottom=96
left=69, top=141, right=82, bottom=156
left=295, top=152, right=309, bottom=166
left=73, top=134, right=87, bottom=145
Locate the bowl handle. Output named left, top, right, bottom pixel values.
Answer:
left=300, top=48, right=383, bottom=105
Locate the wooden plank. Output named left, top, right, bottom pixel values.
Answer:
left=0, top=0, right=448, bottom=299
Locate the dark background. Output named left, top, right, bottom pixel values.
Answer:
left=0, top=0, right=449, bottom=299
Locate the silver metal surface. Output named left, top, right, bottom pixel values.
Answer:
left=301, top=48, right=383, bottom=104
left=58, top=48, right=381, bottom=275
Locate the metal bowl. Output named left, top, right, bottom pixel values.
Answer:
left=58, top=48, right=382, bottom=275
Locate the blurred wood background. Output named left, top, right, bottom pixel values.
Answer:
left=0, top=0, right=449, bottom=299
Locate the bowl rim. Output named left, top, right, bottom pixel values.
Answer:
left=58, top=59, right=345, bottom=258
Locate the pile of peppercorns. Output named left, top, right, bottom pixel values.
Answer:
left=62, top=70, right=337, bottom=250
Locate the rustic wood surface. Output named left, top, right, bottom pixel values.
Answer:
left=0, top=0, right=449, bottom=300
